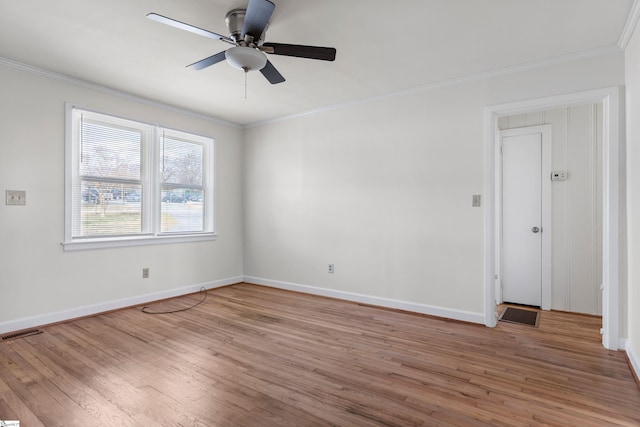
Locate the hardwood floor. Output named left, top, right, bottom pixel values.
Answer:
left=1, top=283, right=639, bottom=426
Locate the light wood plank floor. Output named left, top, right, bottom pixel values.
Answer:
left=1, top=283, right=639, bottom=426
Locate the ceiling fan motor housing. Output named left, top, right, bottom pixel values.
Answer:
left=225, top=9, right=246, bottom=42
left=225, top=8, right=267, bottom=45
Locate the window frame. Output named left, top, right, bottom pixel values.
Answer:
left=63, top=104, right=216, bottom=251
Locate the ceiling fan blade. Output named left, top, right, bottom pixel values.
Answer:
left=187, top=51, right=227, bottom=70
left=147, top=13, right=234, bottom=44
left=242, top=0, right=275, bottom=41
left=260, top=60, right=285, bottom=84
left=261, top=43, right=336, bottom=61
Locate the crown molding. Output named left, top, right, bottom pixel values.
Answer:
left=1, top=41, right=623, bottom=131
left=246, top=44, right=622, bottom=128
left=0, top=56, right=241, bottom=129
left=619, top=0, right=640, bottom=49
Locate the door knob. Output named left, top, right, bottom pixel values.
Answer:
left=531, top=226, right=540, bottom=233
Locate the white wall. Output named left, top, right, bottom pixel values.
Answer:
left=243, top=52, right=624, bottom=323
left=499, top=105, right=603, bottom=315
left=0, top=62, right=244, bottom=332
left=0, top=49, right=630, bottom=346
left=625, top=21, right=640, bottom=377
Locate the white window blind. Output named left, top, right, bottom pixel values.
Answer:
left=73, top=113, right=145, bottom=237
left=65, top=106, right=215, bottom=250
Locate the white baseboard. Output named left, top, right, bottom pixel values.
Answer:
left=0, top=275, right=486, bottom=335
left=0, top=276, right=242, bottom=335
left=243, top=276, right=485, bottom=325
left=623, top=339, right=640, bottom=382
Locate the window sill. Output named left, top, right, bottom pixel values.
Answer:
left=62, top=233, right=217, bottom=251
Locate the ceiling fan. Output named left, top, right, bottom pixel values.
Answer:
left=147, top=0, right=337, bottom=84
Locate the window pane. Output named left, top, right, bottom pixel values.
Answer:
left=80, top=120, right=141, bottom=180
left=161, top=137, right=203, bottom=186
left=79, top=182, right=142, bottom=237
left=161, top=188, right=203, bottom=233
left=67, top=106, right=214, bottom=248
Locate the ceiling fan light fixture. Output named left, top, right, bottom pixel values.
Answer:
left=225, top=46, right=267, bottom=72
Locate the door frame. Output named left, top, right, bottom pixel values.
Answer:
left=483, top=87, right=620, bottom=350
left=496, top=125, right=552, bottom=310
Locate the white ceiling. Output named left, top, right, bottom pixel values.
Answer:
left=0, top=0, right=634, bottom=125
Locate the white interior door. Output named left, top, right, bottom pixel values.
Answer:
left=501, top=130, right=543, bottom=307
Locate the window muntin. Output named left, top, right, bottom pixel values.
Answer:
left=65, top=106, right=214, bottom=249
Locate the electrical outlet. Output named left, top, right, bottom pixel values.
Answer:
left=328, top=264, right=334, bottom=274
left=551, top=171, right=568, bottom=181
left=142, top=268, right=149, bottom=279
left=6, top=190, right=26, bottom=206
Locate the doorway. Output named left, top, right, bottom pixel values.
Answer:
left=484, top=88, right=620, bottom=350
left=498, top=126, right=551, bottom=309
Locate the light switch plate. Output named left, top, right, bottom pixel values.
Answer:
left=472, top=194, right=481, bottom=207
left=6, top=190, right=26, bottom=205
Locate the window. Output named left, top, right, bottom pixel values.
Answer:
left=64, top=106, right=215, bottom=250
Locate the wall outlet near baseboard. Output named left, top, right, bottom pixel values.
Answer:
left=328, top=264, right=334, bottom=274
left=142, top=268, right=149, bottom=279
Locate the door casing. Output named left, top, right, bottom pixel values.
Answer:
left=484, top=87, right=620, bottom=351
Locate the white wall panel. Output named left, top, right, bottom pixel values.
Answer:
left=0, top=63, right=244, bottom=328
left=624, top=8, right=640, bottom=378
left=244, top=52, right=624, bottom=319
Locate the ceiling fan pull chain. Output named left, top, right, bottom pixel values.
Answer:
left=244, top=69, right=248, bottom=99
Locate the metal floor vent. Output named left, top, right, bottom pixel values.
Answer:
left=2, top=329, right=42, bottom=341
